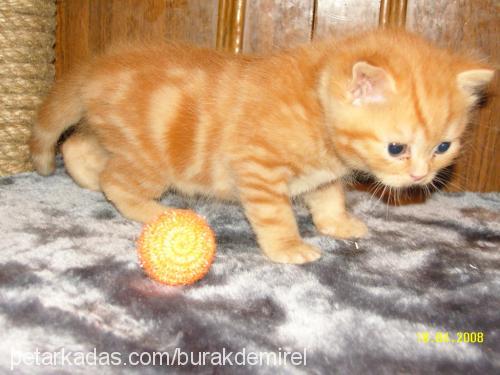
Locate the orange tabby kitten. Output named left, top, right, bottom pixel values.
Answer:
left=30, top=29, right=494, bottom=264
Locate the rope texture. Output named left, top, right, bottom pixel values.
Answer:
left=0, top=0, right=55, bottom=176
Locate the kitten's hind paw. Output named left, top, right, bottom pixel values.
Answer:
left=264, top=242, right=321, bottom=264
left=316, top=214, right=368, bottom=239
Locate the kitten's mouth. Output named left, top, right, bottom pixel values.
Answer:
left=373, top=178, right=442, bottom=200
left=376, top=173, right=436, bottom=189
left=352, top=171, right=434, bottom=190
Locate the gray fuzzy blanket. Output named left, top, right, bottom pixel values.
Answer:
left=0, top=162, right=499, bottom=374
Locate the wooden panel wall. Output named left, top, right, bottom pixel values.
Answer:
left=242, top=0, right=380, bottom=53
left=55, top=0, right=498, bottom=191
left=314, top=0, right=380, bottom=38
left=55, top=0, right=218, bottom=76
left=243, top=0, right=314, bottom=53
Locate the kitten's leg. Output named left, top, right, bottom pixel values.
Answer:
left=238, top=176, right=321, bottom=264
left=99, top=158, right=168, bottom=223
left=61, top=131, right=109, bottom=191
left=304, top=181, right=368, bottom=239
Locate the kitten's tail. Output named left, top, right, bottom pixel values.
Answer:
left=30, top=71, right=86, bottom=175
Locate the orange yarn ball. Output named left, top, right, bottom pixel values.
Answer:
left=137, top=209, right=216, bottom=286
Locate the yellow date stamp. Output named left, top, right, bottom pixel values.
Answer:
left=417, top=331, right=484, bottom=344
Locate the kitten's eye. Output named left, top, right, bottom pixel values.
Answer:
left=435, top=142, right=451, bottom=154
left=388, top=143, right=407, bottom=156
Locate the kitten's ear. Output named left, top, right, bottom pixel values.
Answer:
left=457, top=69, right=495, bottom=105
left=349, top=61, right=396, bottom=106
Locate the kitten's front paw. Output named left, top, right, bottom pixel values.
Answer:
left=264, top=242, right=321, bottom=264
left=316, top=214, right=368, bottom=239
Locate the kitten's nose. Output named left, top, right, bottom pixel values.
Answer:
left=410, top=174, right=427, bottom=182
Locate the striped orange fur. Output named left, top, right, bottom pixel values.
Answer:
left=30, top=29, right=494, bottom=263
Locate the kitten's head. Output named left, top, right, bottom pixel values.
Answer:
left=319, top=30, right=495, bottom=188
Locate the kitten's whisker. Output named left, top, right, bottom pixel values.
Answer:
left=385, top=186, right=392, bottom=219
left=372, top=181, right=383, bottom=199
left=433, top=177, right=465, bottom=192
left=429, top=181, right=441, bottom=194
left=368, top=181, right=384, bottom=210
left=433, top=172, right=467, bottom=190
left=378, top=184, right=387, bottom=211
left=422, top=185, right=429, bottom=199
left=378, top=183, right=386, bottom=204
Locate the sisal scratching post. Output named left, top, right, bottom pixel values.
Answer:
left=0, top=0, right=55, bottom=176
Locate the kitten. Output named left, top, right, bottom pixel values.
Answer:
left=30, top=29, right=494, bottom=264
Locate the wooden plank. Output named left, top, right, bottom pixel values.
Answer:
left=162, top=0, right=218, bottom=47
left=242, top=0, right=314, bottom=53
left=55, top=0, right=90, bottom=77
left=56, top=0, right=219, bottom=77
left=314, top=0, right=380, bottom=39
left=407, top=0, right=499, bottom=192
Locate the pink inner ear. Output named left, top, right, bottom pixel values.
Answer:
left=351, top=74, right=374, bottom=101
left=350, top=62, right=395, bottom=105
